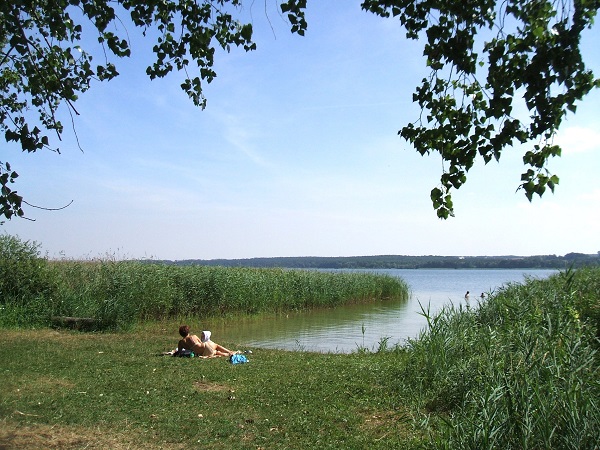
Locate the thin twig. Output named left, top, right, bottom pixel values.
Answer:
left=14, top=410, right=40, bottom=417
left=23, top=199, right=74, bottom=211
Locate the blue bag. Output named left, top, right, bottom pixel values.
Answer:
left=229, top=354, right=248, bottom=364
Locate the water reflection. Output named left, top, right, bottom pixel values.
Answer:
left=210, top=297, right=411, bottom=353
left=206, top=269, right=557, bottom=353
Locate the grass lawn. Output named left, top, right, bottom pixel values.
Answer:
left=0, top=326, right=422, bottom=449
left=3, top=266, right=598, bottom=449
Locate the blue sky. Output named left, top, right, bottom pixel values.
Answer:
left=3, top=2, right=600, bottom=260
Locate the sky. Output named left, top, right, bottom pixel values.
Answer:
left=3, top=1, right=600, bottom=260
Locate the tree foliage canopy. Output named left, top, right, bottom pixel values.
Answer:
left=361, top=0, right=600, bottom=217
left=1, top=0, right=598, bottom=220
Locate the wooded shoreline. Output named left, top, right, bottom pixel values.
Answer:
left=150, top=252, right=599, bottom=270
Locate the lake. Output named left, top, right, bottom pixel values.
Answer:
left=209, top=268, right=558, bottom=353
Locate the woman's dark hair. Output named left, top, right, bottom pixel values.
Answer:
left=179, top=325, right=190, bottom=337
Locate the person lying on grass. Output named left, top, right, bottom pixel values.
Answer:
left=177, top=325, right=237, bottom=358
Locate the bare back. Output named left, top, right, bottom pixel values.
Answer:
left=178, top=334, right=204, bottom=354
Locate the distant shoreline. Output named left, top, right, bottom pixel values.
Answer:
left=146, top=253, right=599, bottom=270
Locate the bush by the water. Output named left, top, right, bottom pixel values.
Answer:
left=391, top=267, right=600, bottom=449
left=0, top=235, right=57, bottom=325
left=0, top=235, right=408, bottom=330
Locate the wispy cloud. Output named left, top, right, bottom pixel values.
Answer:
left=214, top=112, right=277, bottom=169
left=579, top=188, right=600, bottom=202
left=554, top=126, right=600, bottom=154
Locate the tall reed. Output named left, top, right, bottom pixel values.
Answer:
left=389, top=268, right=600, bottom=449
left=49, top=262, right=408, bottom=323
left=0, top=236, right=409, bottom=330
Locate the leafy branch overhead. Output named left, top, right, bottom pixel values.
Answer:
left=1, top=0, right=598, bottom=221
left=1, top=0, right=260, bottom=220
left=361, top=0, right=599, bottom=218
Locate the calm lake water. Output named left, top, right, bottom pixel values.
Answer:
left=209, top=269, right=558, bottom=353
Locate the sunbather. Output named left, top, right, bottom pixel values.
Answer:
left=177, top=325, right=235, bottom=358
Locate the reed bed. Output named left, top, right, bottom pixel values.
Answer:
left=0, top=235, right=408, bottom=330
left=390, top=267, right=600, bottom=449
left=2, top=234, right=600, bottom=448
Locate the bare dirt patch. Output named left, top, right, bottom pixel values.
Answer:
left=360, top=408, right=421, bottom=442
left=0, top=420, right=176, bottom=450
left=193, top=380, right=232, bottom=393
left=29, top=376, right=75, bottom=393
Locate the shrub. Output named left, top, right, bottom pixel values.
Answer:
left=0, top=234, right=57, bottom=326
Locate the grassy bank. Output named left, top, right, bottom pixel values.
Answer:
left=1, top=266, right=599, bottom=448
left=0, top=235, right=408, bottom=330
left=392, top=266, right=600, bottom=449
left=0, top=328, right=420, bottom=449
left=0, top=236, right=600, bottom=450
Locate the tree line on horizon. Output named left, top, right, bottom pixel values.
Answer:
left=149, top=253, right=600, bottom=270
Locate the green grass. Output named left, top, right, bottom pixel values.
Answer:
left=2, top=269, right=599, bottom=448
left=0, top=327, right=422, bottom=449
left=2, top=234, right=599, bottom=448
